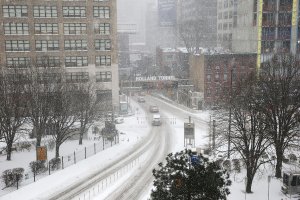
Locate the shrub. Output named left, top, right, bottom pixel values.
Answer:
left=19, top=142, right=32, bottom=152
left=283, top=156, right=289, bottom=164
left=232, top=159, right=241, bottom=173
left=2, top=169, right=13, bottom=187
left=29, top=160, right=47, bottom=175
left=215, top=159, right=224, bottom=168
left=49, top=157, right=61, bottom=171
left=12, top=168, right=24, bottom=185
left=223, top=160, right=231, bottom=171
left=289, top=154, right=297, bottom=162
left=46, top=140, right=56, bottom=151
left=1, top=168, right=24, bottom=187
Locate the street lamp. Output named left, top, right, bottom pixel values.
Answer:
left=228, top=69, right=233, bottom=159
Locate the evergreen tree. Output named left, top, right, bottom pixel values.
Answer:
left=151, top=150, right=231, bottom=200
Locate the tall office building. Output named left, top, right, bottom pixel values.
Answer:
left=232, top=0, right=299, bottom=69
left=178, top=0, right=217, bottom=49
left=217, top=0, right=238, bottom=50
left=0, top=0, right=119, bottom=109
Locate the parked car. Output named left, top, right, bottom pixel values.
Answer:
left=149, top=105, right=159, bottom=113
left=138, top=96, right=145, bottom=103
left=114, top=117, right=124, bottom=124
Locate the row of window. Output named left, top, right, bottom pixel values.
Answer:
left=4, top=23, right=111, bottom=35
left=3, top=6, right=110, bottom=18
left=6, top=56, right=111, bottom=68
left=5, top=39, right=111, bottom=51
left=4, top=71, right=112, bottom=84
left=206, top=74, right=230, bottom=82
left=52, top=71, right=112, bottom=83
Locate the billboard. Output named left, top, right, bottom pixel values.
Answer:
left=158, top=0, right=177, bottom=27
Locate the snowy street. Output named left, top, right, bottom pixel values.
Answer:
left=0, top=94, right=294, bottom=200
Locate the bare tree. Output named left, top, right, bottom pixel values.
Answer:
left=215, top=74, right=273, bottom=193
left=231, top=75, right=272, bottom=192
left=50, top=83, right=79, bottom=158
left=74, top=83, right=102, bottom=145
left=258, top=54, right=300, bottom=178
left=25, top=59, right=62, bottom=147
left=0, top=70, right=27, bottom=160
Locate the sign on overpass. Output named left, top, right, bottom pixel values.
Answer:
left=135, top=76, right=176, bottom=82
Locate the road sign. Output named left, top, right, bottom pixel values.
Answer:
left=36, top=146, right=47, bottom=161
left=184, top=122, right=195, bottom=139
left=191, top=155, right=200, bottom=166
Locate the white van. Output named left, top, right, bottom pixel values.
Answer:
left=152, top=114, right=161, bottom=126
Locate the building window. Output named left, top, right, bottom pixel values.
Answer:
left=34, top=6, right=57, bottom=18
left=66, top=72, right=89, bottom=83
left=215, top=74, right=220, bottom=82
left=63, top=6, right=86, bottom=18
left=206, top=74, right=211, bottom=82
left=3, top=5, right=28, bottom=17
left=6, top=57, right=30, bottom=68
left=93, top=6, right=110, bottom=18
left=5, top=40, right=30, bottom=51
left=37, top=73, right=61, bottom=83
left=64, top=40, right=87, bottom=50
left=36, top=40, right=59, bottom=51
left=96, top=71, right=112, bottom=82
left=65, top=56, right=88, bottom=67
left=64, top=23, right=87, bottom=35
left=96, top=55, right=111, bottom=66
left=224, top=73, right=228, bottom=81
left=218, top=12, right=222, bottom=19
left=36, top=56, right=60, bottom=67
left=35, top=23, right=59, bottom=34
left=94, top=23, right=110, bottom=35
left=206, top=88, right=211, bottom=97
left=4, top=23, right=29, bottom=35
left=95, top=39, right=111, bottom=51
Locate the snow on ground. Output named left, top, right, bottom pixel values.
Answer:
left=0, top=99, right=150, bottom=199
left=150, top=95, right=289, bottom=200
left=0, top=95, right=295, bottom=200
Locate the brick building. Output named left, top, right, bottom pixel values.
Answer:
left=189, top=53, right=256, bottom=107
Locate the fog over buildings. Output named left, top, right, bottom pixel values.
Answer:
left=117, top=0, right=149, bottom=46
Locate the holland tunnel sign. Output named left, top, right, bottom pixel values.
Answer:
left=135, top=76, right=176, bottom=82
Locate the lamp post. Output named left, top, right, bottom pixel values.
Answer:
left=228, top=69, right=233, bottom=159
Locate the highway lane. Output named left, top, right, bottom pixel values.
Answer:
left=49, top=99, right=172, bottom=200
left=50, top=95, right=208, bottom=200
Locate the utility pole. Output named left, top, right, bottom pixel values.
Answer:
left=212, top=120, right=216, bottom=153
left=228, top=69, right=233, bottom=159
left=209, top=116, right=211, bottom=150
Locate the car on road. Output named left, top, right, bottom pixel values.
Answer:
left=149, top=105, right=159, bottom=113
left=114, top=117, right=124, bottom=124
left=138, top=96, right=145, bottom=103
left=152, top=114, right=161, bottom=126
